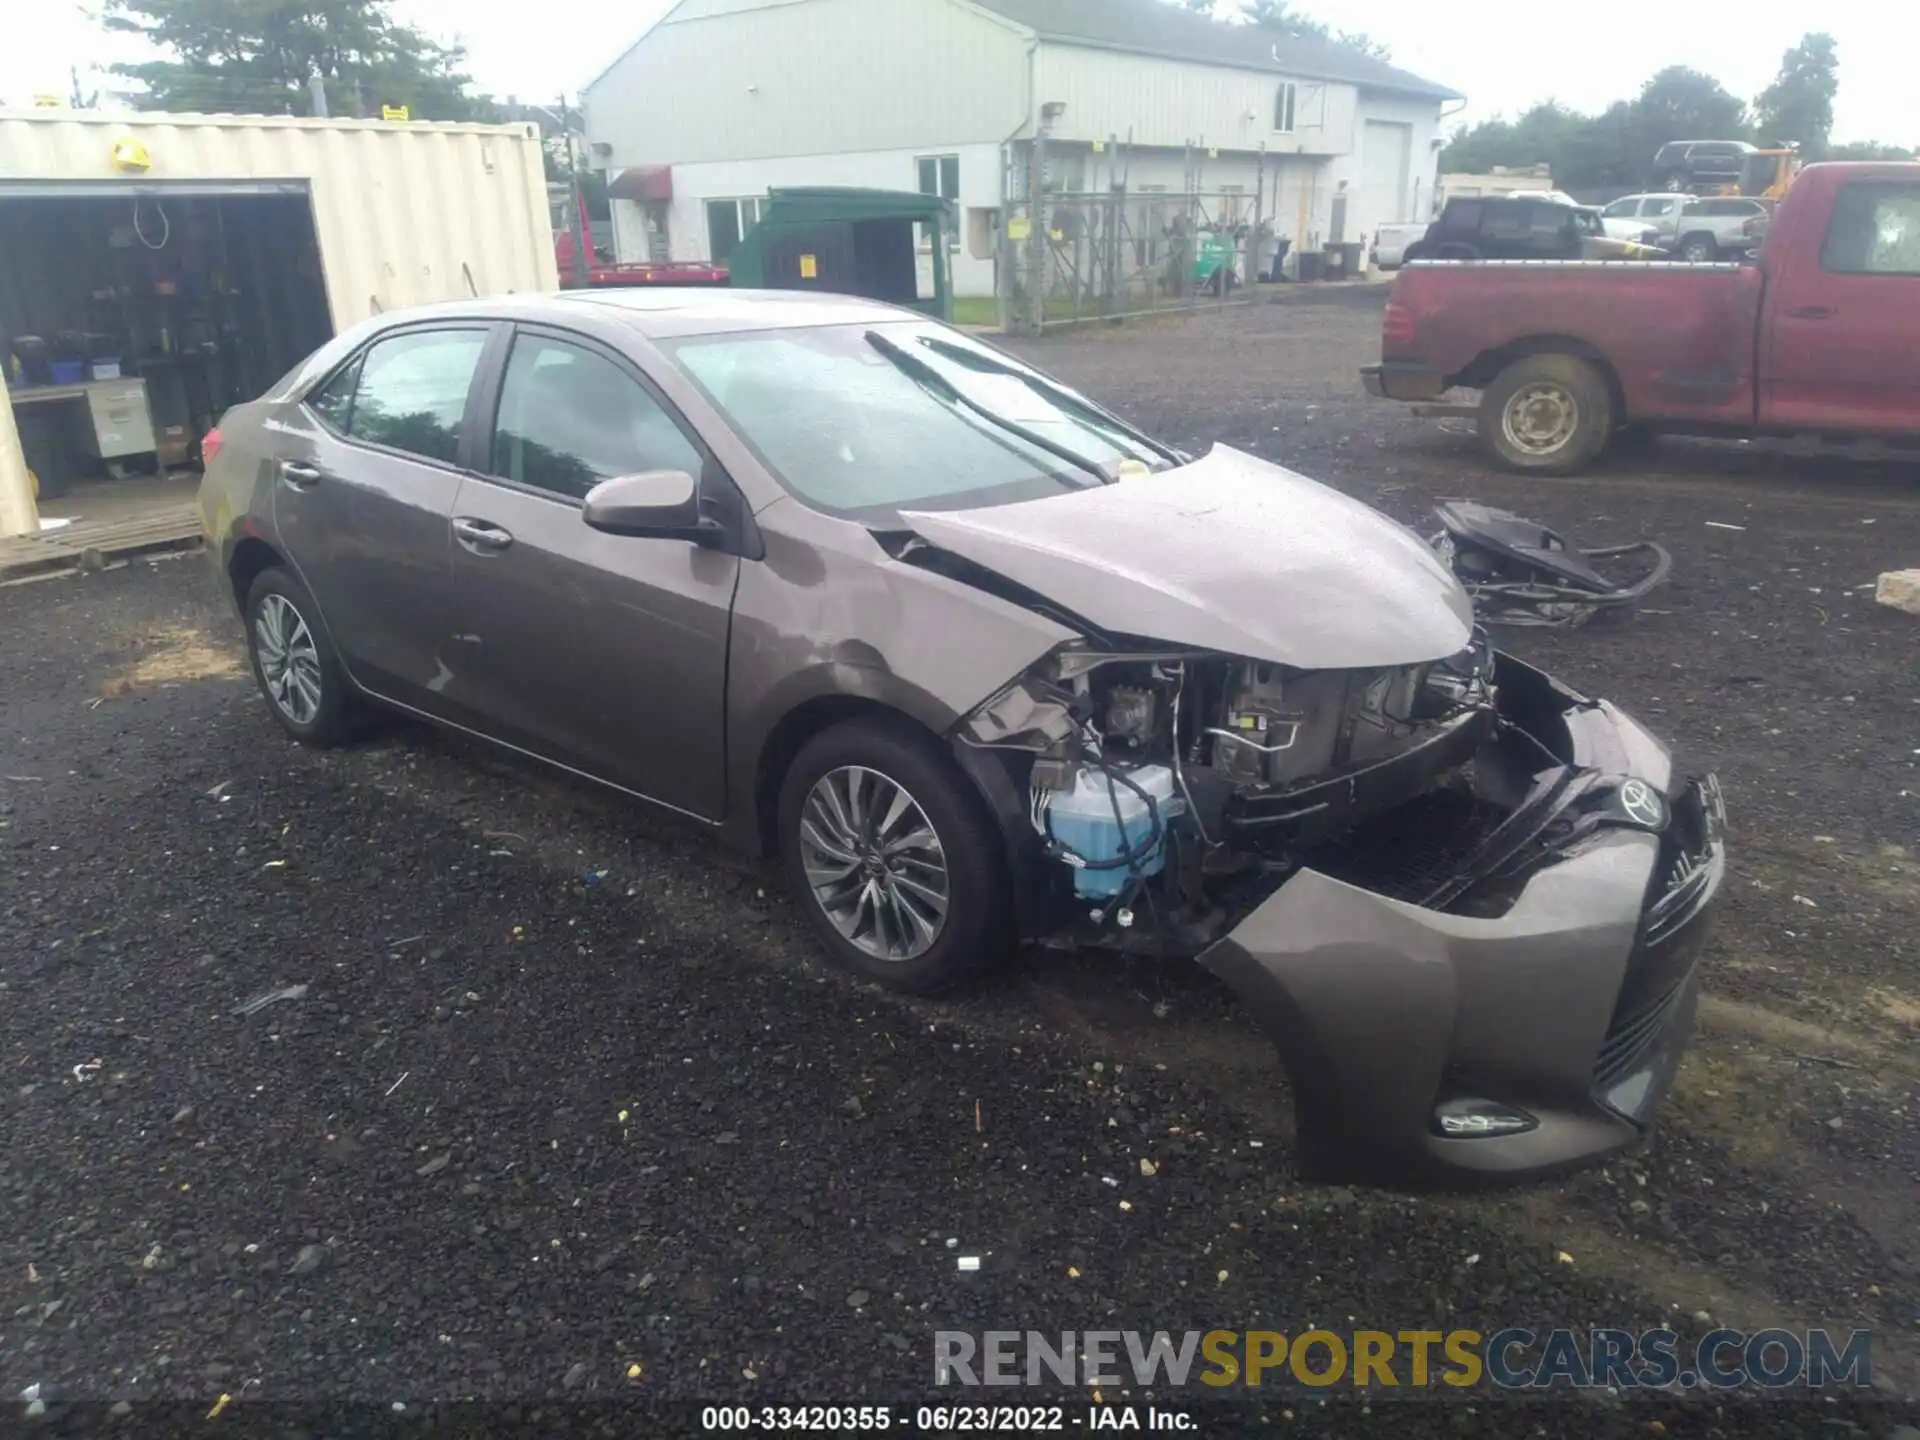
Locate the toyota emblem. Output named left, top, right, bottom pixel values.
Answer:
left=1619, top=779, right=1664, bottom=829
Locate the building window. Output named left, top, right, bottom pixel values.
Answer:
left=706, top=197, right=762, bottom=265
left=916, top=154, right=960, bottom=251
left=1274, top=83, right=1297, bottom=134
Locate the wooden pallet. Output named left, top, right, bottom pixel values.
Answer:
left=0, top=502, right=203, bottom=582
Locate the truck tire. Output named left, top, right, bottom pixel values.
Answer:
left=1678, top=232, right=1717, bottom=262
left=1477, top=354, right=1614, bottom=475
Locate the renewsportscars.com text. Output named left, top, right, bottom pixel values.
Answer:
left=933, top=1328, right=1873, bottom=1390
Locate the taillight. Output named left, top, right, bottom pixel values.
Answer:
left=201, top=427, right=223, bottom=465
left=1382, top=300, right=1414, bottom=347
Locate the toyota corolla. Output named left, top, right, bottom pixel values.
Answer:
left=198, top=289, right=1725, bottom=1185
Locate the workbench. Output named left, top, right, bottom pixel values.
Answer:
left=9, top=376, right=161, bottom=473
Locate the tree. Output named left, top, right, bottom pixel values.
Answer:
left=1827, top=140, right=1916, bottom=161
left=1439, top=67, right=1747, bottom=190
left=103, top=0, right=495, bottom=120
left=1180, top=0, right=1392, bottom=62
left=1753, top=33, right=1839, bottom=157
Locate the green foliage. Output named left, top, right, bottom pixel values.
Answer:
left=104, top=0, right=495, bottom=120
left=1826, top=140, right=1917, bottom=162
left=1441, top=66, right=1753, bottom=190
left=1753, top=33, right=1839, bottom=157
left=1179, top=0, right=1391, bottom=63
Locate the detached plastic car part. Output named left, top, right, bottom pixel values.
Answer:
left=1430, top=501, right=1672, bottom=628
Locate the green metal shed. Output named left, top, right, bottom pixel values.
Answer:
left=725, top=187, right=955, bottom=321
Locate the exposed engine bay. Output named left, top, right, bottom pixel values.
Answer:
left=957, top=632, right=1572, bottom=953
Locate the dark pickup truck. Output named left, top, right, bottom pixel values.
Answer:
left=1361, top=162, right=1920, bottom=473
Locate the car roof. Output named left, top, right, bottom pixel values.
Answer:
left=355, top=288, right=921, bottom=340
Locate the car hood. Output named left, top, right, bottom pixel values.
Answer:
left=898, top=444, right=1473, bottom=670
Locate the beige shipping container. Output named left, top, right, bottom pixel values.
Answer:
left=0, top=109, right=559, bottom=535
left=0, top=109, right=559, bottom=327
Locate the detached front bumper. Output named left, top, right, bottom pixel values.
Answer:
left=1199, top=658, right=1726, bottom=1185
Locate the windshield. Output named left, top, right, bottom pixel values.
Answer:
left=665, top=322, right=1178, bottom=521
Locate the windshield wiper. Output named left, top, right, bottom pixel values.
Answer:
left=916, top=336, right=1182, bottom=468
left=863, top=330, right=1112, bottom=488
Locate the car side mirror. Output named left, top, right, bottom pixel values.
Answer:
left=582, top=469, right=719, bottom=544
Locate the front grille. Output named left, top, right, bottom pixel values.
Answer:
left=1305, top=789, right=1511, bottom=907
left=1592, top=774, right=1725, bottom=1102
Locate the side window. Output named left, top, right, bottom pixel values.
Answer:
left=489, top=334, right=705, bottom=501
left=307, top=357, right=360, bottom=432
left=1643, top=198, right=1678, bottom=218
left=1602, top=199, right=1639, bottom=219
left=1822, top=181, right=1920, bottom=276
left=346, top=329, right=487, bottom=465
left=1443, top=200, right=1482, bottom=231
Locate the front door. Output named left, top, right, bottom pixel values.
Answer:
left=440, top=326, right=740, bottom=821
left=1763, top=176, right=1920, bottom=435
left=273, top=323, right=493, bottom=705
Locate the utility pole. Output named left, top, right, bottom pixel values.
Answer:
left=559, top=93, right=589, bottom=287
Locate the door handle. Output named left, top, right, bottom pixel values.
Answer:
left=1786, top=305, right=1836, bottom=320
left=452, top=516, right=514, bottom=553
left=279, top=460, right=323, bottom=489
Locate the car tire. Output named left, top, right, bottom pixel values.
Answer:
left=1678, top=233, right=1717, bottom=263
left=242, top=566, right=359, bottom=747
left=1478, top=354, right=1614, bottom=475
left=778, top=716, right=1010, bottom=995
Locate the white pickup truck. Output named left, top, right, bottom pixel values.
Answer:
left=1369, top=221, right=1430, bottom=270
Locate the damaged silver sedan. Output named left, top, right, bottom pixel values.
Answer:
left=199, top=290, right=1725, bottom=1185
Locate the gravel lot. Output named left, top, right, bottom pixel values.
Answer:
left=3, top=288, right=1917, bottom=1433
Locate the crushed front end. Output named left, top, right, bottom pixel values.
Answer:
left=953, top=637, right=1725, bottom=1185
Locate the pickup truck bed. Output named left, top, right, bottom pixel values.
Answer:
left=1361, top=162, right=1920, bottom=473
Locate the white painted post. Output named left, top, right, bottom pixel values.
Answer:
left=0, top=368, right=41, bottom=539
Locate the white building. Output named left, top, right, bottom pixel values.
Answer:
left=582, top=0, right=1462, bottom=296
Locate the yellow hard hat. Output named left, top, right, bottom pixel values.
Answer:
left=110, top=137, right=153, bottom=173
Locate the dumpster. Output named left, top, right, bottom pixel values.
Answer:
left=727, top=187, right=955, bottom=321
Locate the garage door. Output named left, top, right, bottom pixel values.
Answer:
left=1359, top=121, right=1414, bottom=238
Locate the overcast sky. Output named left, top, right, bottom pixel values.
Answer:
left=3, top=0, right=1914, bottom=144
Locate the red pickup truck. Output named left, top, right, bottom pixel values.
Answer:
left=1361, top=162, right=1920, bottom=473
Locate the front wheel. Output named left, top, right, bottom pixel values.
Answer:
left=1477, top=354, right=1615, bottom=475
left=777, top=718, right=1011, bottom=994
left=1678, top=233, right=1717, bottom=263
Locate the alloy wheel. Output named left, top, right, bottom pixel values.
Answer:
left=254, top=593, right=324, bottom=726
left=798, top=765, right=950, bottom=961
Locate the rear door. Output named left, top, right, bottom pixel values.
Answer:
left=1762, top=177, right=1920, bottom=434
left=439, top=325, right=742, bottom=819
left=273, top=323, right=493, bottom=706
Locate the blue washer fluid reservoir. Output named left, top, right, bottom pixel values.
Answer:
left=1043, top=764, right=1185, bottom=901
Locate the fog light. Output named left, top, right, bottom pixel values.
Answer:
left=1431, top=1097, right=1537, bottom=1139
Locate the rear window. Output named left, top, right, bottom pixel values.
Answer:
left=1821, top=181, right=1920, bottom=276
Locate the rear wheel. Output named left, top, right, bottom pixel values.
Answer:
left=243, top=567, right=358, bottom=747
left=777, top=718, right=1010, bottom=994
left=1477, top=354, right=1614, bottom=475
left=1678, top=233, right=1717, bottom=263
